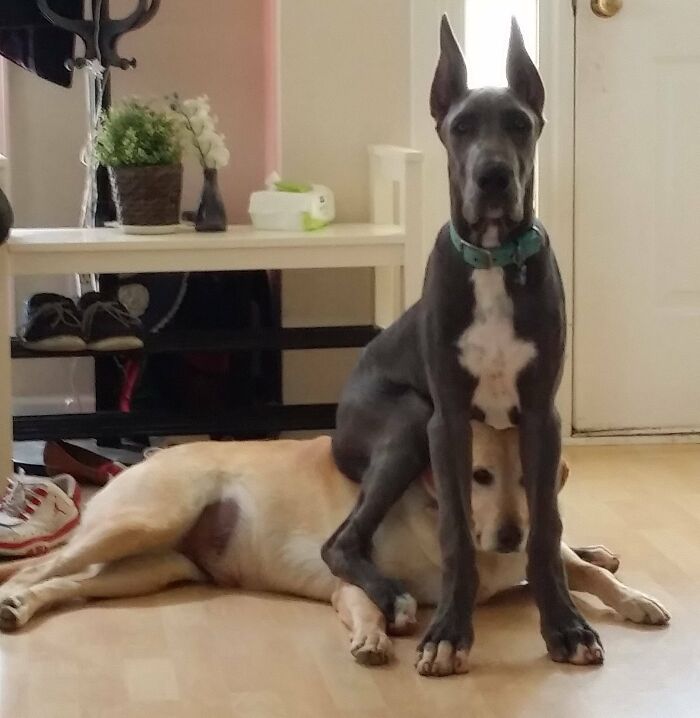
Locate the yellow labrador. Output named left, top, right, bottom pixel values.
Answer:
left=0, top=423, right=668, bottom=667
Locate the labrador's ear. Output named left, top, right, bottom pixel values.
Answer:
left=558, top=459, right=570, bottom=491
left=506, top=17, right=544, bottom=116
left=430, top=14, right=468, bottom=125
left=421, top=468, right=438, bottom=503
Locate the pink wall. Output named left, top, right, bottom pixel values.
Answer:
left=262, top=0, right=280, bottom=176
left=113, top=0, right=272, bottom=222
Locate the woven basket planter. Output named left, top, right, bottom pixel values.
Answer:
left=108, top=164, right=183, bottom=226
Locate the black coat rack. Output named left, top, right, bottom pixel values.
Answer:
left=37, top=0, right=161, bottom=226
left=38, top=0, right=161, bottom=70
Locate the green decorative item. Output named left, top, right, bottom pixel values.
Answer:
left=96, top=100, right=183, bottom=227
left=274, top=180, right=313, bottom=194
left=249, top=172, right=336, bottom=231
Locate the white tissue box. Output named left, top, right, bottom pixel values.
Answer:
left=249, top=184, right=335, bottom=231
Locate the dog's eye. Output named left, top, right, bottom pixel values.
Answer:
left=473, top=468, right=494, bottom=486
left=505, top=112, right=531, bottom=132
left=452, top=116, right=476, bottom=135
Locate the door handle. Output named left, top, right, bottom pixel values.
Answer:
left=591, top=0, right=623, bottom=17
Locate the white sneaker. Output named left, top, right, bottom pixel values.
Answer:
left=0, top=473, right=81, bottom=557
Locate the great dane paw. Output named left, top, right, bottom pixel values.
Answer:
left=351, top=628, right=393, bottom=666
left=415, top=641, right=469, bottom=677
left=545, top=619, right=604, bottom=666
left=388, top=593, right=417, bottom=635
left=618, top=591, right=670, bottom=625
left=0, top=596, right=27, bottom=632
left=415, top=608, right=472, bottom=677
left=365, top=577, right=414, bottom=631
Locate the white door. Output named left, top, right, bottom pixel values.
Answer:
left=573, top=0, right=700, bottom=434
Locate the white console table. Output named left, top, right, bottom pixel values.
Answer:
left=0, top=145, right=423, bottom=476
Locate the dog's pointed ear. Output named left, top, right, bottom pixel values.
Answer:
left=430, top=14, right=468, bottom=126
left=506, top=17, right=544, bottom=117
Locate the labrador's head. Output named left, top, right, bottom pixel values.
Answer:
left=422, top=421, right=569, bottom=553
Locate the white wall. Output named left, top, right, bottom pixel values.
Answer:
left=8, top=64, right=92, bottom=411
left=278, top=0, right=412, bottom=403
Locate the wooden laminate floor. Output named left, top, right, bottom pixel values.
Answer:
left=1, top=443, right=698, bottom=717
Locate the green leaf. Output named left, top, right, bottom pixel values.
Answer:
left=95, top=100, right=182, bottom=167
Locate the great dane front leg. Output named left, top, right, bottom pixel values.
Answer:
left=416, top=408, right=477, bottom=677
left=322, top=394, right=430, bottom=627
left=521, top=408, right=604, bottom=665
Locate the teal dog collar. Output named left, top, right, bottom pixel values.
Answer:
left=449, top=222, right=543, bottom=270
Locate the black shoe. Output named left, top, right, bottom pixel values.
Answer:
left=79, top=292, right=144, bottom=351
left=19, top=293, right=86, bottom=352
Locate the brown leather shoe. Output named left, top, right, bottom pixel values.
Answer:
left=43, top=441, right=126, bottom=486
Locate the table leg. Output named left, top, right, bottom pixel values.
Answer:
left=374, top=266, right=402, bottom=329
left=0, top=248, right=12, bottom=483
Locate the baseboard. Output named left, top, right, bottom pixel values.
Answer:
left=564, top=432, right=700, bottom=446
left=13, top=394, right=96, bottom=417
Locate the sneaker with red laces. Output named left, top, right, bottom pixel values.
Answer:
left=0, top=473, right=81, bottom=557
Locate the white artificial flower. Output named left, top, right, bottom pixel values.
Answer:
left=188, top=115, right=208, bottom=136
left=181, top=98, right=200, bottom=118
left=198, top=128, right=219, bottom=150
left=172, top=95, right=230, bottom=169
left=206, top=144, right=230, bottom=170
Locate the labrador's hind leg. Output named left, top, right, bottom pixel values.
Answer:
left=0, top=514, right=187, bottom=604
left=0, top=551, right=203, bottom=631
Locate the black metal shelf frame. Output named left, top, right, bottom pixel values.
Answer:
left=11, top=325, right=380, bottom=359
left=14, top=404, right=338, bottom=442
left=12, top=325, right=378, bottom=442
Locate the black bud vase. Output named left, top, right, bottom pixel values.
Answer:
left=195, top=168, right=227, bottom=232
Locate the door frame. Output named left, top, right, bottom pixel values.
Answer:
left=536, top=0, right=575, bottom=437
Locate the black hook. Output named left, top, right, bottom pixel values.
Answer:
left=37, top=0, right=161, bottom=70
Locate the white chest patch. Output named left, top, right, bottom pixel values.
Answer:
left=457, top=267, right=537, bottom=429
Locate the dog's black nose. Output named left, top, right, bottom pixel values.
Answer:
left=476, top=162, right=512, bottom=194
left=496, top=522, right=523, bottom=553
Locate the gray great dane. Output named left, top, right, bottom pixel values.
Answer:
left=322, top=17, right=604, bottom=676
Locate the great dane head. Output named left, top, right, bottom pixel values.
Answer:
left=431, top=16, right=544, bottom=239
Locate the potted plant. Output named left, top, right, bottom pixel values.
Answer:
left=95, top=100, right=183, bottom=228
